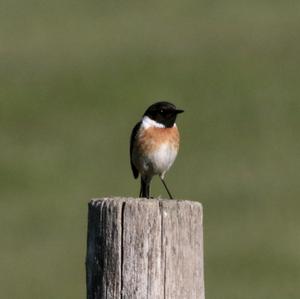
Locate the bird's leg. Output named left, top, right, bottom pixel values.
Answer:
left=140, top=176, right=151, bottom=198
left=160, top=177, right=173, bottom=199
left=145, top=183, right=150, bottom=199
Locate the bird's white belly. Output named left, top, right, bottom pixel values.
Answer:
left=146, top=143, right=178, bottom=177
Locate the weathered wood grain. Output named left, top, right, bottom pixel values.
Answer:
left=86, top=197, right=204, bottom=299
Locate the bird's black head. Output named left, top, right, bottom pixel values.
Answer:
left=143, top=101, right=184, bottom=128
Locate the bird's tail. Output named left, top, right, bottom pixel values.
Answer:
left=140, top=177, right=150, bottom=198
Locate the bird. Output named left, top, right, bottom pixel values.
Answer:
left=130, top=101, right=184, bottom=199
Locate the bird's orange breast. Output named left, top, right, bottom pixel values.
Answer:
left=137, top=126, right=180, bottom=154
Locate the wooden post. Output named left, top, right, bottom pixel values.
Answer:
left=86, top=197, right=204, bottom=299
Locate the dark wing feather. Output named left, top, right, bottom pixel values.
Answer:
left=130, top=121, right=141, bottom=179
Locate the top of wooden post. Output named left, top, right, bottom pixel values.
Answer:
left=89, top=197, right=203, bottom=221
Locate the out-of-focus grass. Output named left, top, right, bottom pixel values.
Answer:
left=1, top=1, right=300, bottom=298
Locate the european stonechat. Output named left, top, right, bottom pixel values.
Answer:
left=130, top=101, right=184, bottom=199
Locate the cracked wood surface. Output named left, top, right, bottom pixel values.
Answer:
left=86, top=197, right=205, bottom=299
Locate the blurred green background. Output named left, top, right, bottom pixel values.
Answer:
left=1, top=0, right=300, bottom=298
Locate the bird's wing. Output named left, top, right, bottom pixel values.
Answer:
left=130, top=121, right=141, bottom=179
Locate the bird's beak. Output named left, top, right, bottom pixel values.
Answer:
left=175, top=109, right=184, bottom=114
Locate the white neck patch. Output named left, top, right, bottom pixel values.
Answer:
left=142, top=116, right=165, bottom=129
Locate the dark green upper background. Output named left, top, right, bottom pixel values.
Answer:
left=1, top=1, right=299, bottom=298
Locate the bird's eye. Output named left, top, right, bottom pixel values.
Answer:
left=160, top=109, right=164, bottom=114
